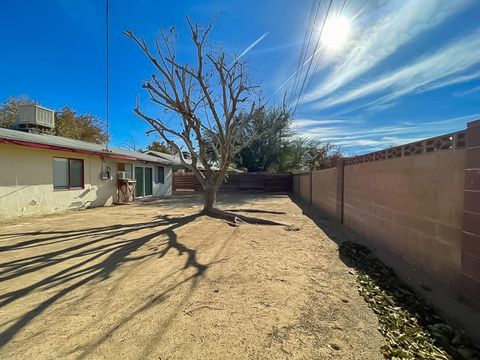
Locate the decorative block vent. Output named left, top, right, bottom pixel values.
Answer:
left=344, top=129, right=467, bottom=167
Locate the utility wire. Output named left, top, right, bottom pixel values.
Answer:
left=306, top=0, right=347, bottom=93
left=289, top=0, right=318, bottom=105
left=105, top=0, right=110, bottom=150
left=293, top=0, right=334, bottom=115
left=270, top=0, right=330, bottom=108
left=268, top=34, right=324, bottom=101
left=290, top=0, right=323, bottom=106
left=339, top=0, right=347, bottom=14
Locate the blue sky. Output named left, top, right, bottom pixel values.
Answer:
left=1, top=0, right=479, bottom=155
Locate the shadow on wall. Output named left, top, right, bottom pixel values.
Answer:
left=289, top=191, right=446, bottom=289
left=0, top=212, right=227, bottom=357
left=289, top=195, right=352, bottom=247
left=0, top=185, right=32, bottom=200
left=289, top=194, right=480, bottom=349
left=80, top=180, right=114, bottom=209
left=0, top=178, right=115, bottom=217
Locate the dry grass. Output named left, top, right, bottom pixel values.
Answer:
left=0, top=193, right=384, bottom=359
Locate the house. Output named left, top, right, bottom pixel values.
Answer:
left=146, top=150, right=208, bottom=172
left=146, top=150, right=220, bottom=172
left=0, top=111, right=174, bottom=218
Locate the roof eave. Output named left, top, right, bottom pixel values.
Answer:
left=0, top=138, right=138, bottom=161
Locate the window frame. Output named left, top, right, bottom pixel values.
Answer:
left=53, top=157, right=85, bottom=190
left=156, top=166, right=165, bottom=184
left=117, top=162, right=133, bottom=180
left=124, top=163, right=133, bottom=180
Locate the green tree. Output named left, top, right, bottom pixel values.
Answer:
left=277, top=138, right=342, bottom=172
left=269, top=137, right=313, bottom=173
left=0, top=97, right=108, bottom=144
left=304, top=142, right=342, bottom=170
left=55, top=106, right=108, bottom=144
left=234, top=106, right=292, bottom=172
left=0, top=96, right=38, bottom=128
left=146, top=140, right=175, bottom=154
left=231, top=107, right=342, bottom=173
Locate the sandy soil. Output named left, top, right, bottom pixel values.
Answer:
left=0, top=193, right=385, bottom=359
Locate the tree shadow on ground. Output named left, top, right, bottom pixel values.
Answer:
left=139, top=192, right=290, bottom=210
left=223, top=209, right=286, bottom=215
left=0, top=212, right=218, bottom=352
left=138, top=193, right=290, bottom=226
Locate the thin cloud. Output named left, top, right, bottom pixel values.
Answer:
left=234, top=32, right=269, bottom=62
left=418, top=70, right=480, bottom=94
left=301, top=0, right=473, bottom=105
left=294, top=113, right=479, bottom=153
left=454, top=84, right=480, bottom=97
left=291, top=118, right=348, bottom=128
left=309, top=27, right=480, bottom=110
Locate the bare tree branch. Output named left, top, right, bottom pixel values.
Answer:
left=126, top=18, right=284, bottom=215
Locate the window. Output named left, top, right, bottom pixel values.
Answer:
left=157, top=166, right=165, bottom=184
left=53, top=158, right=84, bottom=189
left=125, top=164, right=133, bottom=179
left=118, top=163, right=133, bottom=179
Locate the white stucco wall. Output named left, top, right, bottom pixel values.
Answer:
left=0, top=144, right=173, bottom=219
left=153, top=165, right=172, bottom=196
left=0, top=144, right=117, bottom=218
left=132, top=163, right=172, bottom=197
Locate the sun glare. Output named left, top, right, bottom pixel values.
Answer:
left=321, top=16, right=351, bottom=50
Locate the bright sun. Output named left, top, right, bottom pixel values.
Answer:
left=320, top=16, right=351, bottom=50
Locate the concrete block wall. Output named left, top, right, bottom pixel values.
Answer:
left=298, top=173, right=311, bottom=203
left=292, top=121, right=480, bottom=312
left=461, top=120, right=480, bottom=310
left=343, top=149, right=465, bottom=287
left=311, top=168, right=337, bottom=218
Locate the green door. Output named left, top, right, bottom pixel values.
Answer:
left=145, top=167, right=153, bottom=196
left=135, top=167, right=144, bottom=197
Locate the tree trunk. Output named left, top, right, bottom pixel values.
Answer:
left=199, top=172, right=285, bottom=226
left=203, top=182, right=218, bottom=213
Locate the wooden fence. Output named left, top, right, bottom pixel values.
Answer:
left=172, top=172, right=292, bottom=192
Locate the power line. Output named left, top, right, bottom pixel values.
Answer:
left=306, top=0, right=347, bottom=93
left=292, top=0, right=334, bottom=115
left=290, top=0, right=324, bottom=106
left=268, top=30, right=325, bottom=101
left=339, top=0, right=348, bottom=15
left=289, top=0, right=318, bottom=105
left=269, top=1, right=320, bottom=104
left=105, top=0, right=110, bottom=150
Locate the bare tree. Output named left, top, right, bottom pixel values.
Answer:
left=125, top=18, right=283, bottom=222
left=121, top=135, right=140, bottom=152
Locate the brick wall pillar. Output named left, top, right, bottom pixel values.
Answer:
left=460, top=119, right=480, bottom=310
left=336, top=158, right=345, bottom=223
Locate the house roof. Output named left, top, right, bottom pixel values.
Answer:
left=145, top=150, right=220, bottom=171
left=0, top=127, right=174, bottom=165
left=145, top=150, right=184, bottom=167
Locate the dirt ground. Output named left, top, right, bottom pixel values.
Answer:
left=0, top=193, right=385, bottom=359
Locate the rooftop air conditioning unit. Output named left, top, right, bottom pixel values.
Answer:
left=15, top=104, right=55, bottom=130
